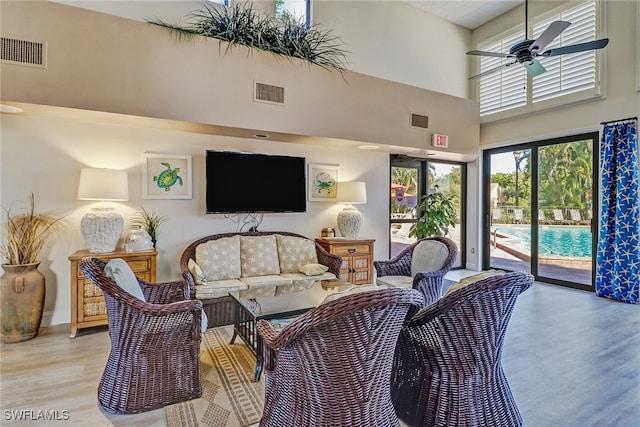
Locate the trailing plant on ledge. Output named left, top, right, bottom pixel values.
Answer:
left=148, top=2, right=348, bottom=71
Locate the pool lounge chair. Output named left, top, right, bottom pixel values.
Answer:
left=539, top=209, right=550, bottom=224
left=569, top=209, right=582, bottom=225
left=514, top=208, right=524, bottom=224
left=553, top=209, right=570, bottom=225
left=492, top=208, right=503, bottom=224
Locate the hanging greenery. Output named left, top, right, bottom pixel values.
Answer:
left=148, top=2, right=348, bottom=71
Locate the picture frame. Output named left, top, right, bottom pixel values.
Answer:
left=308, top=163, right=339, bottom=201
left=143, top=153, right=192, bottom=199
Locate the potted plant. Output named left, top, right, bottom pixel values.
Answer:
left=0, top=193, right=65, bottom=343
left=131, top=206, right=169, bottom=248
left=409, top=186, right=457, bottom=239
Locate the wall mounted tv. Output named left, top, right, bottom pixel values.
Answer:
left=206, top=150, right=307, bottom=214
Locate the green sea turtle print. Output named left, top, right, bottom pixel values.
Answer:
left=154, top=162, right=183, bottom=191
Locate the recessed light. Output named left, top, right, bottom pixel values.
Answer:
left=254, top=134, right=269, bottom=138
left=358, top=145, right=380, bottom=150
left=0, top=104, right=23, bottom=114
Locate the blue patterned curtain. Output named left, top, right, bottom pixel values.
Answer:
left=596, top=119, right=639, bottom=304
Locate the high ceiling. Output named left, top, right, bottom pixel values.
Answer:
left=54, top=1, right=524, bottom=31
left=407, top=0, right=522, bottom=30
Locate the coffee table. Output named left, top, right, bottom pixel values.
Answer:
left=229, top=279, right=353, bottom=382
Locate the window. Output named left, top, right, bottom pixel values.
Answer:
left=476, top=0, right=605, bottom=119
left=276, top=0, right=310, bottom=26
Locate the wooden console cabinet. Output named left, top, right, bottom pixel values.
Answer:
left=68, top=249, right=157, bottom=338
left=315, top=238, right=375, bottom=285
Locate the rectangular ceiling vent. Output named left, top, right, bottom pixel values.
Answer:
left=410, top=113, right=429, bottom=130
left=254, top=82, right=285, bottom=105
left=1, top=37, right=46, bottom=68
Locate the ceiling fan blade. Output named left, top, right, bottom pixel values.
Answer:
left=467, top=50, right=513, bottom=58
left=524, top=60, right=546, bottom=77
left=542, top=38, right=609, bottom=56
left=469, top=61, right=518, bottom=80
left=529, top=21, right=571, bottom=52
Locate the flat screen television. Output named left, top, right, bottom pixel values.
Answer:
left=206, top=150, right=307, bottom=214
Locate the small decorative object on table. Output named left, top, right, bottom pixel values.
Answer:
left=124, top=228, right=154, bottom=252
left=131, top=206, right=169, bottom=248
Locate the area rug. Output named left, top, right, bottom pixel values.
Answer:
left=165, top=326, right=264, bottom=427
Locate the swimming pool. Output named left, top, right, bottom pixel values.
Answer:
left=497, top=225, right=592, bottom=257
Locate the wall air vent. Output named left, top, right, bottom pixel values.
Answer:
left=1, top=37, right=46, bottom=68
left=254, top=82, right=285, bottom=105
left=410, top=113, right=429, bottom=129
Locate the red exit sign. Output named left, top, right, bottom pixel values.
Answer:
left=432, top=133, right=449, bottom=148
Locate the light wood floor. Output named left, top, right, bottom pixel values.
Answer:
left=1, top=280, right=638, bottom=427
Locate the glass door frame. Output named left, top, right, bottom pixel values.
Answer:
left=481, top=132, right=598, bottom=291
left=389, top=155, right=467, bottom=269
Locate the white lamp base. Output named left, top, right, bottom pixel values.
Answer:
left=81, top=207, right=123, bottom=253
left=337, top=206, right=362, bottom=238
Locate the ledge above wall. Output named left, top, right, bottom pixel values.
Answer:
left=1, top=0, right=479, bottom=161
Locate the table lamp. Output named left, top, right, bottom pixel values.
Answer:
left=336, top=181, right=367, bottom=238
left=77, top=168, right=129, bottom=253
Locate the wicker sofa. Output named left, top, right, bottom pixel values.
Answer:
left=180, top=231, right=342, bottom=328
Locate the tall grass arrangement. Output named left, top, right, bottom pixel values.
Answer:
left=148, top=2, right=348, bottom=71
left=131, top=206, right=169, bottom=247
left=0, top=194, right=66, bottom=265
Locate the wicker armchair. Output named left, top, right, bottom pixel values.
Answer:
left=256, top=287, right=424, bottom=427
left=391, top=271, right=533, bottom=427
left=79, top=257, right=203, bottom=414
left=374, top=237, right=457, bottom=305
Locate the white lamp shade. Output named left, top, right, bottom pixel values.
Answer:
left=78, top=168, right=129, bottom=201
left=336, top=181, right=367, bottom=204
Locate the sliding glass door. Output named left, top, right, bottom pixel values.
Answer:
left=389, top=156, right=465, bottom=268
left=483, top=133, right=597, bottom=290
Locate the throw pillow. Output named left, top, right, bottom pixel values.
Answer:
left=196, top=235, right=241, bottom=281
left=187, top=258, right=206, bottom=285
left=240, top=235, right=280, bottom=277
left=411, top=240, right=450, bottom=276
left=275, top=234, right=318, bottom=273
left=299, top=263, right=329, bottom=276
left=104, top=259, right=145, bottom=301
left=444, top=269, right=506, bottom=296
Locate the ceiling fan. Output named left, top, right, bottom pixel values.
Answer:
left=467, top=0, right=609, bottom=80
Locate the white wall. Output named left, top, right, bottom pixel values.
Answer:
left=1, top=113, right=390, bottom=326
left=314, top=1, right=471, bottom=98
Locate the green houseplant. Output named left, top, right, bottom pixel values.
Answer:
left=131, top=206, right=169, bottom=248
left=0, top=193, right=65, bottom=343
left=409, top=187, right=457, bottom=239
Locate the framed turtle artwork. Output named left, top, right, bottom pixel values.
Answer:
left=308, top=163, right=339, bottom=202
left=142, top=153, right=193, bottom=199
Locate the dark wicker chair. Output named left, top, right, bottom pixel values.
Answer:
left=79, top=257, right=203, bottom=414
left=391, top=271, right=533, bottom=427
left=180, top=231, right=342, bottom=328
left=256, top=287, right=424, bottom=427
left=374, top=236, right=458, bottom=305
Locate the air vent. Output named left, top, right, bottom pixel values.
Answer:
left=410, top=113, right=429, bottom=129
left=254, top=82, right=285, bottom=105
left=1, top=37, right=46, bottom=68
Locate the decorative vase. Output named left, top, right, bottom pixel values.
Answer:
left=0, top=262, right=46, bottom=343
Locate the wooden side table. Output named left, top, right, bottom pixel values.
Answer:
left=315, top=238, right=375, bottom=285
left=68, top=249, right=157, bottom=338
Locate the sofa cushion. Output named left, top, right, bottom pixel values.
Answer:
left=411, top=240, right=450, bottom=276
left=187, top=258, right=206, bottom=285
left=275, top=234, right=319, bottom=273
left=322, top=284, right=381, bottom=304
left=196, top=235, right=241, bottom=281
left=104, top=259, right=145, bottom=301
left=240, top=235, right=280, bottom=277
left=444, top=270, right=506, bottom=296
left=376, top=275, right=412, bottom=288
left=195, top=279, right=247, bottom=299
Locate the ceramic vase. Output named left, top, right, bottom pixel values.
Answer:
left=0, top=262, right=46, bottom=343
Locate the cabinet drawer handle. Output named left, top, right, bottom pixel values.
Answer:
left=348, top=248, right=356, bottom=253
